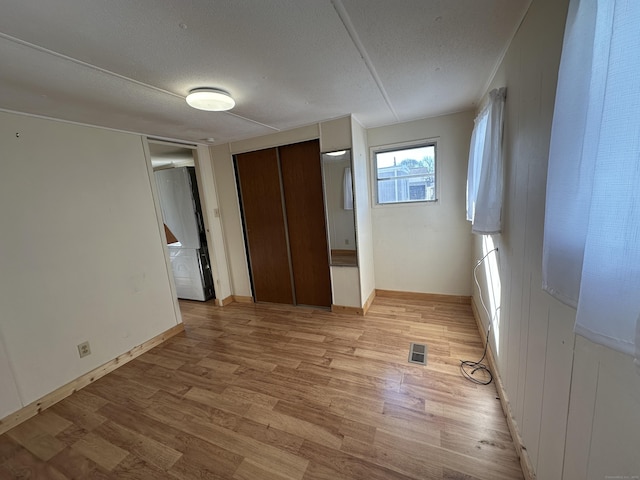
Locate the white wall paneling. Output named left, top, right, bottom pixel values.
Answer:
left=472, top=0, right=640, bottom=477
left=472, top=0, right=572, bottom=476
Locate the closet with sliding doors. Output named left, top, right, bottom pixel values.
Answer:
left=235, top=139, right=332, bottom=308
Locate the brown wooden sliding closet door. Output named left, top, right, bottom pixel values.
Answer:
left=235, top=148, right=294, bottom=304
left=279, top=140, right=332, bottom=308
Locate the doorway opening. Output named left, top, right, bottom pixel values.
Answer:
left=149, top=141, right=215, bottom=302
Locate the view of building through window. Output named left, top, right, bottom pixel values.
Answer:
left=374, top=144, right=436, bottom=204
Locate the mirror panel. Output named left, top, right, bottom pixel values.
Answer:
left=321, top=150, right=357, bottom=266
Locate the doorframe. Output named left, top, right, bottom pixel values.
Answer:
left=141, top=137, right=182, bottom=323
left=143, top=137, right=234, bottom=306
left=192, top=145, right=233, bottom=303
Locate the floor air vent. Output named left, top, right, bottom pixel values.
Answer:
left=408, top=343, right=427, bottom=365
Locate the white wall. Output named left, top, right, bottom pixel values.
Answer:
left=473, top=0, right=640, bottom=478
left=0, top=111, right=179, bottom=410
left=0, top=334, right=21, bottom=419
left=367, top=111, right=473, bottom=296
left=320, top=116, right=352, bottom=153
left=209, top=143, right=252, bottom=298
left=351, top=117, right=375, bottom=304
left=193, top=145, right=233, bottom=301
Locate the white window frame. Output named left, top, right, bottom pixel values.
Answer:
left=370, top=139, right=438, bottom=207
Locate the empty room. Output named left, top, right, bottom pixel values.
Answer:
left=1, top=0, right=639, bottom=479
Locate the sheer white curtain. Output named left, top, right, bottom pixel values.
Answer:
left=466, top=87, right=506, bottom=235
left=543, top=0, right=640, bottom=365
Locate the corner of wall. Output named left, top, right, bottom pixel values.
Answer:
left=194, top=145, right=233, bottom=301
left=209, top=143, right=253, bottom=298
left=350, top=117, right=376, bottom=305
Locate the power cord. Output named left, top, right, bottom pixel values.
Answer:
left=460, top=247, right=499, bottom=385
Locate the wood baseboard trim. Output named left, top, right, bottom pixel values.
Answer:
left=216, top=295, right=234, bottom=307
left=375, top=289, right=471, bottom=305
left=0, top=323, right=185, bottom=436
left=232, top=295, right=254, bottom=304
left=331, top=249, right=356, bottom=255
left=362, top=289, right=376, bottom=316
left=331, top=304, right=364, bottom=315
left=471, top=300, right=536, bottom=480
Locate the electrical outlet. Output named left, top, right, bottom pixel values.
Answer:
left=345, top=239, right=350, bottom=245
left=77, top=341, right=91, bottom=358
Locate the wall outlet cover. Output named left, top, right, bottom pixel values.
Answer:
left=77, top=341, right=91, bottom=358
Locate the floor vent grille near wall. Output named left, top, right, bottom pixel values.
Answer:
left=408, top=343, right=427, bottom=365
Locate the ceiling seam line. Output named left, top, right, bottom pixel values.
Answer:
left=0, top=106, right=205, bottom=145
left=225, top=112, right=280, bottom=131
left=0, top=32, right=183, bottom=99
left=330, top=0, right=399, bottom=122
left=0, top=31, right=281, bottom=132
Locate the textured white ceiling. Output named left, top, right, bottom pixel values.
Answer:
left=0, top=0, right=530, bottom=144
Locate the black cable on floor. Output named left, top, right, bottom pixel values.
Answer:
left=460, top=324, right=493, bottom=385
left=460, top=248, right=498, bottom=386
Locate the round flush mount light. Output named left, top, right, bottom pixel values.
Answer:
left=186, top=88, right=235, bottom=111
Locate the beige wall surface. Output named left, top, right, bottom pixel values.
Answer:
left=367, top=111, right=474, bottom=296
left=193, top=145, right=233, bottom=301
left=209, top=143, right=252, bottom=297
left=330, top=267, right=361, bottom=308
left=473, top=0, right=640, bottom=478
left=0, top=111, right=179, bottom=412
left=0, top=335, right=21, bottom=419
left=229, top=124, right=319, bottom=155
left=320, top=116, right=351, bottom=153
left=351, top=117, right=375, bottom=304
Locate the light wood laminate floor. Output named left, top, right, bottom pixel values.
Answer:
left=0, top=297, right=524, bottom=479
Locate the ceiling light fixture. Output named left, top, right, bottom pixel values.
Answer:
left=186, top=88, right=235, bottom=111
left=326, top=150, right=346, bottom=156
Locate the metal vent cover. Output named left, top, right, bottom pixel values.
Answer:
left=408, top=343, right=427, bottom=365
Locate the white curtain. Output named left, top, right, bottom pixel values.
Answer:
left=543, top=0, right=640, bottom=364
left=466, top=87, right=506, bottom=234
left=343, top=167, right=353, bottom=210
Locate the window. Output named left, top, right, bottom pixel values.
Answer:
left=374, top=143, right=436, bottom=205
left=466, top=87, right=506, bottom=234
